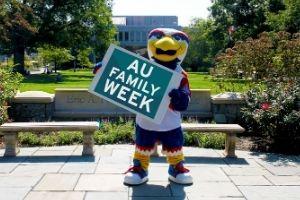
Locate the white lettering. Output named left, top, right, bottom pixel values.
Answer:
left=127, top=60, right=139, bottom=74
left=126, top=74, right=139, bottom=87
left=139, top=95, right=153, bottom=113
left=151, top=84, right=161, bottom=96
left=109, top=67, right=120, bottom=77
left=137, top=79, right=143, bottom=90
left=104, top=79, right=120, bottom=95
left=141, top=81, right=150, bottom=94
left=141, top=63, right=153, bottom=78
left=115, top=71, right=125, bottom=82
left=117, top=86, right=130, bottom=102
left=128, top=91, right=142, bottom=107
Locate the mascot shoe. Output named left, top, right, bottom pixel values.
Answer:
left=124, top=165, right=148, bottom=185
left=168, top=162, right=193, bottom=185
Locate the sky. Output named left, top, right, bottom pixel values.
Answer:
left=112, top=0, right=212, bottom=27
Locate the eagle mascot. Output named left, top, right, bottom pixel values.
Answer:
left=124, top=28, right=193, bottom=185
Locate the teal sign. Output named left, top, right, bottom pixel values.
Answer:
left=89, top=44, right=182, bottom=123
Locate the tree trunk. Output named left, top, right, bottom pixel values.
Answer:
left=54, top=61, right=57, bottom=73
left=73, top=60, right=76, bottom=72
left=13, top=40, right=26, bottom=75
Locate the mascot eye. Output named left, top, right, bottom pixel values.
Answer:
left=173, top=34, right=182, bottom=41
left=149, top=30, right=164, bottom=40
left=156, top=33, right=163, bottom=39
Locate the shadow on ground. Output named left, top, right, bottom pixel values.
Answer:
left=0, top=155, right=96, bottom=163
left=130, top=182, right=187, bottom=200
left=151, top=156, right=249, bottom=166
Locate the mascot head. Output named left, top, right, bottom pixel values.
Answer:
left=147, top=28, right=189, bottom=70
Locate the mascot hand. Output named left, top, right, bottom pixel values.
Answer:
left=169, top=89, right=189, bottom=111
left=92, top=62, right=102, bottom=74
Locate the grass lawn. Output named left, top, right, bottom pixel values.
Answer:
left=20, top=70, right=249, bottom=94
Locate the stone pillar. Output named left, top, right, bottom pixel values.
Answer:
left=224, top=133, right=237, bottom=158
left=211, top=92, right=244, bottom=123
left=4, top=133, right=19, bottom=157
left=82, top=131, right=94, bottom=156
left=9, top=91, right=54, bottom=122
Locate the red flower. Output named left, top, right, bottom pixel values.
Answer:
left=261, top=102, right=270, bottom=110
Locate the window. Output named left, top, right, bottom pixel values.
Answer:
left=142, top=31, right=146, bottom=41
left=136, top=31, right=140, bottom=41
left=130, top=31, right=134, bottom=41
left=118, top=32, right=123, bottom=41
left=125, top=32, right=129, bottom=41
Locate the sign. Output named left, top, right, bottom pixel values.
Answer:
left=89, top=44, right=183, bottom=123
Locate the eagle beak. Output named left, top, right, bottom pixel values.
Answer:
left=154, top=36, right=179, bottom=51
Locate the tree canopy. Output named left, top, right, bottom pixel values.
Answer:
left=183, top=0, right=300, bottom=71
left=0, top=0, right=115, bottom=74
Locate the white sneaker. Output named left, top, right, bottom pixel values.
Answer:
left=169, top=172, right=193, bottom=185
left=168, top=162, right=193, bottom=185
left=124, top=172, right=148, bottom=185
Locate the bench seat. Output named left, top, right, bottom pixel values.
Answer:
left=153, top=123, right=245, bottom=158
left=0, top=121, right=99, bottom=157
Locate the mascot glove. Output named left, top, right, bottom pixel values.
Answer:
left=92, top=62, right=102, bottom=74
left=169, top=89, right=189, bottom=111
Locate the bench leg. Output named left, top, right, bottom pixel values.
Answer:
left=224, top=133, right=237, bottom=158
left=4, top=133, right=19, bottom=157
left=82, top=131, right=94, bottom=156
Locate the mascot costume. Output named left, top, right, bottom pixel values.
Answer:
left=124, top=28, right=193, bottom=185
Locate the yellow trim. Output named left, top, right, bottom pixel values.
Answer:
left=166, top=154, right=184, bottom=165
left=134, top=151, right=150, bottom=170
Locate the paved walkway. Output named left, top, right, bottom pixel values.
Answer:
left=0, top=145, right=300, bottom=200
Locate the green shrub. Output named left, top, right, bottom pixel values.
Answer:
left=94, top=121, right=134, bottom=145
left=57, top=131, right=82, bottom=145
left=184, top=132, right=225, bottom=149
left=241, top=80, right=300, bottom=153
left=0, top=67, right=23, bottom=125
left=40, top=134, right=57, bottom=146
left=197, top=133, right=225, bottom=149
left=18, top=132, right=40, bottom=146
left=215, top=31, right=300, bottom=81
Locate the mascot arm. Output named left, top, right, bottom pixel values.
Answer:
left=169, top=76, right=191, bottom=111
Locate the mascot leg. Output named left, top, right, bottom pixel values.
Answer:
left=124, top=125, right=156, bottom=185
left=161, top=128, right=193, bottom=185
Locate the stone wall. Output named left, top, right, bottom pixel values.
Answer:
left=9, top=89, right=244, bottom=123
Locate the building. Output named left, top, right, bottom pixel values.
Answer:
left=113, top=16, right=181, bottom=51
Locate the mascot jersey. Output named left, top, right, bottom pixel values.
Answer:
left=124, top=28, right=193, bottom=186
left=136, top=65, right=190, bottom=131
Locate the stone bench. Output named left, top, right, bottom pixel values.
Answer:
left=153, top=123, right=245, bottom=158
left=0, top=121, right=99, bottom=157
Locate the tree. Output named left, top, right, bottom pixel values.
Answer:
left=77, top=48, right=93, bottom=68
left=266, top=0, right=300, bottom=33
left=38, top=46, right=74, bottom=73
left=183, top=19, right=226, bottom=71
left=0, top=0, right=115, bottom=74
left=210, top=0, right=270, bottom=41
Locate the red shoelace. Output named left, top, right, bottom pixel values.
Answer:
left=124, top=166, right=143, bottom=174
left=175, top=164, right=190, bottom=173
